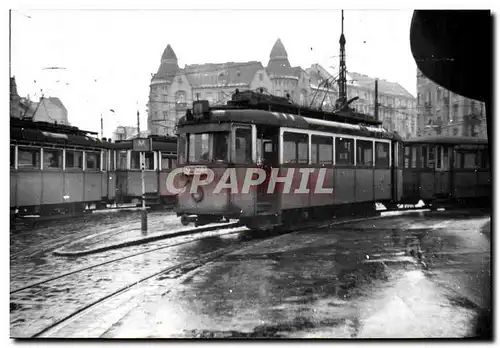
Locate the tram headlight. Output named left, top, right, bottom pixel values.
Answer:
left=191, top=187, right=204, bottom=202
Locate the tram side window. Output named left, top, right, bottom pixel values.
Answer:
left=18, top=147, right=41, bottom=168
left=131, top=151, right=140, bottom=169
left=131, top=151, right=155, bottom=170
left=335, top=137, right=354, bottom=165
left=375, top=142, right=390, bottom=167
left=411, top=147, right=417, bottom=168
left=398, top=143, right=404, bottom=168
left=178, top=134, right=187, bottom=165
left=109, top=151, right=115, bottom=171
left=463, top=152, right=477, bottom=169
left=454, top=149, right=477, bottom=169
left=436, top=147, right=442, bottom=169
left=161, top=153, right=171, bottom=170
left=86, top=152, right=101, bottom=171
left=404, top=146, right=411, bottom=168
left=43, top=149, right=63, bottom=169
left=10, top=146, right=15, bottom=168
left=145, top=152, right=155, bottom=170
left=426, top=145, right=435, bottom=169
left=171, top=158, right=178, bottom=169
left=283, top=132, right=308, bottom=164
left=66, top=150, right=83, bottom=169
left=256, top=138, right=262, bottom=164
left=443, top=147, right=450, bottom=170
left=189, top=134, right=210, bottom=162
left=357, top=140, right=374, bottom=166
left=234, top=128, right=253, bottom=164
left=311, top=135, right=333, bottom=165
left=420, top=146, right=428, bottom=168
left=117, top=151, right=127, bottom=170
left=102, top=151, right=108, bottom=171
left=480, top=149, right=490, bottom=169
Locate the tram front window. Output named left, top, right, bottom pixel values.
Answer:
left=188, top=132, right=229, bottom=163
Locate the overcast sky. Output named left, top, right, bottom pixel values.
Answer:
left=11, top=8, right=418, bottom=138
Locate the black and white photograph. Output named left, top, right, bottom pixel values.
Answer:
left=7, top=2, right=493, bottom=340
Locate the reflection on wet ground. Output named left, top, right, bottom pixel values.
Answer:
left=24, top=209, right=490, bottom=339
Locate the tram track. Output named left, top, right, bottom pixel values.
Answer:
left=10, top=225, right=248, bottom=295
left=12, top=208, right=459, bottom=338
left=19, top=213, right=394, bottom=338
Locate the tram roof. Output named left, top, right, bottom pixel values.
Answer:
left=178, top=108, right=401, bottom=140
left=10, top=124, right=111, bottom=148
left=404, top=135, right=489, bottom=145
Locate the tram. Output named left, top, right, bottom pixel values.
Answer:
left=172, top=90, right=404, bottom=230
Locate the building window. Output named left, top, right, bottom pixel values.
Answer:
left=452, top=103, right=459, bottom=121
left=175, top=91, right=186, bottom=103
left=300, top=90, right=308, bottom=106
left=470, top=100, right=476, bottom=114
left=259, top=73, right=264, bottom=81
left=195, top=92, right=201, bottom=101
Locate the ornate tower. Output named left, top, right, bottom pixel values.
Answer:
left=148, top=44, right=180, bottom=136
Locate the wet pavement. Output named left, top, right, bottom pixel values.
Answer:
left=11, top=211, right=490, bottom=338
left=10, top=216, right=249, bottom=338
left=28, top=208, right=491, bottom=339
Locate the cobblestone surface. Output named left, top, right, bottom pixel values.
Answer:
left=10, top=211, right=209, bottom=290
left=10, top=226, right=248, bottom=338
left=10, top=209, right=490, bottom=338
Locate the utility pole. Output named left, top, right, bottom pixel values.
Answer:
left=374, top=79, right=379, bottom=121
left=141, top=151, right=147, bottom=233
left=337, top=10, right=347, bottom=108
left=100, top=113, right=103, bottom=139
left=9, top=10, right=11, bottom=78
left=133, top=138, right=151, bottom=234
left=137, top=109, right=140, bottom=137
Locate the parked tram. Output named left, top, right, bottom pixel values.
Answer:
left=172, top=90, right=491, bottom=229
left=113, top=136, right=178, bottom=207
left=172, top=91, right=404, bottom=229
left=10, top=117, right=114, bottom=218
left=400, top=135, right=491, bottom=208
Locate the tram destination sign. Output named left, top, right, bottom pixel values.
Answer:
left=133, top=138, right=152, bottom=152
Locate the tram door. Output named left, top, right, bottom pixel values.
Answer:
left=256, top=128, right=280, bottom=215
left=434, top=145, right=452, bottom=197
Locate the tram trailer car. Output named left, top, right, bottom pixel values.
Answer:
left=399, top=136, right=491, bottom=208
left=10, top=118, right=115, bottom=219
left=112, top=136, right=178, bottom=208
left=172, top=92, right=404, bottom=230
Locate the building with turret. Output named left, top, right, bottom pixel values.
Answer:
left=147, top=39, right=418, bottom=138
